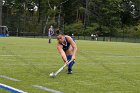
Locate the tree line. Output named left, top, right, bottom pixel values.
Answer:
left=2, top=0, right=140, bottom=37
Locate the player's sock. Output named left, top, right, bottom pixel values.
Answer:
left=68, top=61, right=75, bottom=74
left=68, top=61, right=75, bottom=70
left=49, top=39, right=51, bottom=43
left=67, top=55, right=75, bottom=74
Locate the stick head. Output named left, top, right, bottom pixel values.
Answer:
left=49, top=72, right=55, bottom=78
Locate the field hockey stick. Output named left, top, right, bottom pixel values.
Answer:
left=54, top=60, right=74, bottom=76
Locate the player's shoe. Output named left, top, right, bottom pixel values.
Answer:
left=67, top=69, right=72, bottom=74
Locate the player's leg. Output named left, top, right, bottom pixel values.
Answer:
left=48, top=36, right=51, bottom=43
left=67, top=55, right=75, bottom=74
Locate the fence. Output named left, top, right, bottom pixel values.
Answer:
left=74, top=36, right=140, bottom=43
left=8, top=35, right=140, bottom=43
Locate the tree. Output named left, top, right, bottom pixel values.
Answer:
left=1, top=0, right=140, bottom=37
left=0, top=0, right=2, bottom=26
left=88, top=0, right=122, bottom=37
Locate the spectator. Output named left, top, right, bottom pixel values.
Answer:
left=91, top=34, right=94, bottom=40
left=71, top=34, right=75, bottom=41
left=95, top=34, right=98, bottom=41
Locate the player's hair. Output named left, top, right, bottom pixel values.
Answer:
left=55, top=29, right=64, bottom=36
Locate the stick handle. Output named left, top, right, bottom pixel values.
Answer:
left=67, top=59, right=75, bottom=65
left=54, top=60, right=74, bottom=76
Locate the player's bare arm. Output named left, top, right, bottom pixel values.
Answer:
left=57, top=43, right=69, bottom=64
left=66, top=36, right=77, bottom=61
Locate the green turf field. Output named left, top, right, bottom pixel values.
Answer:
left=0, top=37, right=140, bottom=93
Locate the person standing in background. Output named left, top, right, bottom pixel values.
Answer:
left=48, top=25, right=54, bottom=43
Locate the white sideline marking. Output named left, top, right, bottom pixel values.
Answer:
left=103, top=55, right=140, bottom=58
left=33, top=85, right=63, bottom=93
left=1, top=64, right=50, bottom=66
left=0, top=83, right=27, bottom=93
left=80, top=62, right=140, bottom=65
left=0, top=59, right=16, bottom=61
left=0, top=75, right=21, bottom=82
left=80, top=50, right=140, bottom=58
left=0, top=55, right=20, bottom=57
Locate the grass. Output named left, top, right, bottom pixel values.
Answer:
left=0, top=37, right=140, bottom=93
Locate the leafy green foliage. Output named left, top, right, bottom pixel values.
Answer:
left=2, top=0, right=140, bottom=37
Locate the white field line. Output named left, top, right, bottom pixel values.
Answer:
left=0, top=59, right=16, bottom=62
left=0, top=75, right=21, bottom=82
left=0, top=64, right=52, bottom=66
left=79, top=62, right=140, bottom=65
left=0, top=58, right=16, bottom=60
left=102, top=55, right=140, bottom=58
left=0, top=55, right=20, bottom=57
left=33, top=85, right=63, bottom=93
left=80, top=50, right=140, bottom=58
left=0, top=83, right=27, bottom=93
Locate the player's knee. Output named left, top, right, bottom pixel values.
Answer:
left=67, top=55, right=72, bottom=61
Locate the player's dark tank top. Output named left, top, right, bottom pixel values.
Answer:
left=61, top=36, right=70, bottom=51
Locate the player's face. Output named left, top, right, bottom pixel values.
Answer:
left=56, top=35, right=65, bottom=43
